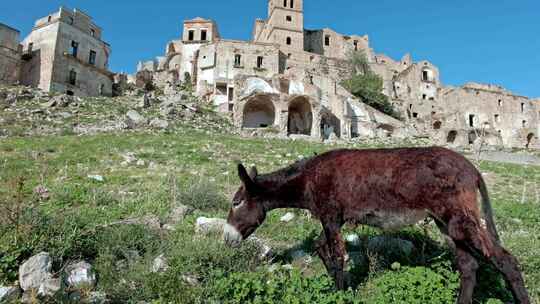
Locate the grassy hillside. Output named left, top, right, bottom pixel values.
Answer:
left=0, top=88, right=539, bottom=303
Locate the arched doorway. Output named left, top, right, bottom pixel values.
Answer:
left=526, top=133, right=535, bottom=149
left=288, top=96, right=312, bottom=135
left=242, top=95, right=276, bottom=128
left=447, top=130, right=457, bottom=144
left=321, top=111, right=341, bottom=139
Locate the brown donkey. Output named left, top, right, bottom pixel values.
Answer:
left=224, top=147, right=530, bottom=304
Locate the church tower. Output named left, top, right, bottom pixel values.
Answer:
left=262, top=0, right=304, bottom=51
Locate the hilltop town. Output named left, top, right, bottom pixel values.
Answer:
left=1, top=0, right=538, bottom=149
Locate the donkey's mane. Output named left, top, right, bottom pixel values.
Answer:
left=257, top=154, right=315, bottom=183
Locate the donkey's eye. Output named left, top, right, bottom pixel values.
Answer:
left=233, top=200, right=244, bottom=208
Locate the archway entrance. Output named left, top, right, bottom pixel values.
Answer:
left=288, top=96, right=312, bottom=135
left=526, top=133, right=535, bottom=149
left=242, top=95, right=276, bottom=128
left=447, top=130, right=457, bottom=143
left=321, top=111, right=341, bottom=139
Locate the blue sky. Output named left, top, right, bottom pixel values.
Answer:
left=2, top=0, right=539, bottom=97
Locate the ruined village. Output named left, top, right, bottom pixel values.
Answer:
left=1, top=1, right=540, bottom=303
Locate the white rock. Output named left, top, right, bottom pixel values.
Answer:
left=195, top=217, right=227, bottom=235
left=88, top=175, right=104, bottom=182
left=19, top=252, right=53, bottom=291
left=151, top=254, right=169, bottom=273
left=181, top=274, right=200, bottom=286
left=280, top=212, right=295, bottom=223
left=149, top=118, right=169, bottom=129
left=0, top=286, right=21, bottom=302
left=345, top=234, right=361, bottom=246
left=126, top=110, right=147, bottom=125
left=65, top=261, right=96, bottom=289
left=87, top=291, right=107, bottom=304
left=247, top=236, right=273, bottom=259
left=37, top=278, right=61, bottom=297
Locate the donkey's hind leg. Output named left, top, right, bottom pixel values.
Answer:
left=315, top=224, right=347, bottom=290
left=447, top=215, right=530, bottom=304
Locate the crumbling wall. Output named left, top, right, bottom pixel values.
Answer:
left=0, top=23, right=21, bottom=85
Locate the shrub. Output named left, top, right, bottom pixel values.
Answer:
left=212, top=269, right=361, bottom=304
left=177, top=177, right=229, bottom=211
left=364, top=262, right=459, bottom=304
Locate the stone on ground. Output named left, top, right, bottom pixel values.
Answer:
left=280, top=212, right=295, bottom=222
left=64, top=261, right=97, bottom=289
left=195, top=217, right=227, bottom=235
left=19, top=252, right=53, bottom=291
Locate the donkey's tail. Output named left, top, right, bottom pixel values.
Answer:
left=478, top=174, right=501, bottom=243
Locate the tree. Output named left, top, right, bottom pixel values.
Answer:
left=342, top=51, right=400, bottom=119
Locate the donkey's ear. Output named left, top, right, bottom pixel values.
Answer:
left=238, top=163, right=257, bottom=192
left=249, top=166, right=258, bottom=179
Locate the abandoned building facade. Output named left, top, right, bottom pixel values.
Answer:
left=135, top=0, right=539, bottom=149
left=0, top=7, right=114, bottom=97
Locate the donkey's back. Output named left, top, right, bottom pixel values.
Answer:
left=301, top=147, right=483, bottom=229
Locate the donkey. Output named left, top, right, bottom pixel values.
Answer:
left=223, top=147, right=530, bottom=304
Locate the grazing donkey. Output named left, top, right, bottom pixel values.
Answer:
left=223, top=147, right=530, bottom=304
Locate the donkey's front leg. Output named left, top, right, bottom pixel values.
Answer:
left=318, top=224, right=347, bottom=290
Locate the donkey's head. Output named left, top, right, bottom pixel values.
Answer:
left=224, top=164, right=267, bottom=246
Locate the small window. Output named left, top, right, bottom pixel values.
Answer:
left=28, top=42, right=34, bottom=52
left=47, top=16, right=52, bottom=22
left=66, top=90, right=74, bottom=96
left=469, top=114, right=475, bottom=127
left=286, top=15, right=292, bottom=22
left=522, top=120, right=527, bottom=128
left=201, top=30, right=207, bottom=41
left=68, top=70, right=77, bottom=86
left=257, top=56, right=264, bottom=68
left=353, top=40, right=358, bottom=51
left=188, top=30, right=195, bottom=41
left=90, top=29, right=95, bottom=37
left=286, top=37, right=292, bottom=45
left=234, top=54, right=242, bottom=67
left=71, top=41, right=79, bottom=57
left=422, top=70, right=433, bottom=82
left=521, top=103, right=525, bottom=113
left=89, top=50, right=96, bottom=65
left=325, top=35, right=330, bottom=46
left=494, top=114, right=500, bottom=123
left=283, top=0, right=287, bottom=7
left=228, top=87, right=234, bottom=102
left=412, top=112, right=418, bottom=118
left=498, top=99, right=503, bottom=107
left=422, top=94, right=427, bottom=100
left=290, top=0, right=294, bottom=8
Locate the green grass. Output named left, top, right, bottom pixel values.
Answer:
left=1, top=121, right=539, bottom=303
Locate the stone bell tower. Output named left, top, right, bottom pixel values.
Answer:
left=264, top=0, right=305, bottom=51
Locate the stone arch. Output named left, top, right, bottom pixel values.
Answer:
left=447, top=130, right=457, bottom=143
left=242, top=95, right=276, bottom=128
left=433, top=121, right=442, bottom=130
left=321, top=110, right=341, bottom=139
left=288, top=96, right=313, bottom=135
left=526, top=133, right=535, bottom=149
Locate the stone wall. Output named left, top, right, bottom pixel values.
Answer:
left=0, top=23, right=21, bottom=85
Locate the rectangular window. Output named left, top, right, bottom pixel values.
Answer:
left=521, top=103, right=525, bottom=113
left=290, top=0, right=294, bottom=8
left=422, top=94, right=427, bottom=100
left=469, top=114, right=475, bottom=127
left=90, top=29, right=95, bottom=37
left=188, top=30, right=195, bottom=41
left=216, top=84, right=227, bottom=95
left=494, top=114, right=500, bottom=123
left=69, top=70, right=77, bottom=85
left=354, top=40, right=358, bottom=51
left=228, top=87, right=234, bottom=102
left=283, top=0, right=287, bottom=7
left=201, top=30, right=207, bottom=41
left=286, top=15, right=292, bottom=22
left=325, top=35, right=330, bottom=46
left=257, top=56, right=263, bottom=68
left=89, top=50, right=96, bottom=65
left=71, top=41, right=79, bottom=57
left=498, top=99, right=503, bottom=107
left=234, top=54, right=242, bottom=67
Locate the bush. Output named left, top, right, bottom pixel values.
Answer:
left=342, top=73, right=399, bottom=120
left=212, top=269, right=361, bottom=304
left=364, top=262, right=459, bottom=304
left=177, top=178, right=229, bottom=211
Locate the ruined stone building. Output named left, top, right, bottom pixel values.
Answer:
left=0, top=7, right=114, bottom=96
left=0, top=23, right=22, bottom=85
left=135, top=0, right=539, bottom=149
